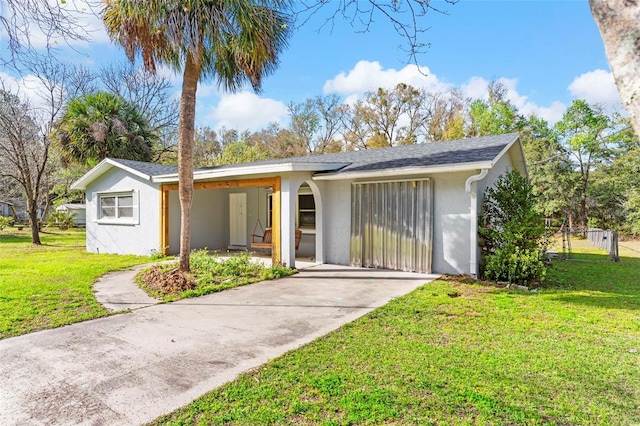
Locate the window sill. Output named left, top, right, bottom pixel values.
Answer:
left=96, top=219, right=137, bottom=226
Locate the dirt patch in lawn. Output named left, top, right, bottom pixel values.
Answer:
left=139, top=265, right=196, bottom=295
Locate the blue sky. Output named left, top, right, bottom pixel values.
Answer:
left=0, top=0, right=622, bottom=133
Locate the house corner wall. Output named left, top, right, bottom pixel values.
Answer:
left=85, top=168, right=160, bottom=256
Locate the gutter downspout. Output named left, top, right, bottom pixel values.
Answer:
left=465, top=169, right=489, bottom=278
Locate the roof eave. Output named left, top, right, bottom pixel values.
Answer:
left=312, top=161, right=495, bottom=181
left=152, top=162, right=350, bottom=183
left=71, top=159, right=152, bottom=191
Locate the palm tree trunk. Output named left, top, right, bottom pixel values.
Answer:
left=177, top=52, right=200, bottom=272
left=590, top=0, right=640, bottom=137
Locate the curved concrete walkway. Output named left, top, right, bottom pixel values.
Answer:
left=93, top=264, right=159, bottom=311
left=0, top=265, right=438, bottom=426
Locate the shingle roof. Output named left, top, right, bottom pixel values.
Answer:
left=108, top=133, right=519, bottom=178
left=110, top=158, right=178, bottom=177
left=197, top=133, right=519, bottom=175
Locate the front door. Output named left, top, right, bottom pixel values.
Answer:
left=229, top=193, right=247, bottom=248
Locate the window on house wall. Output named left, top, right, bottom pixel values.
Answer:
left=266, top=191, right=316, bottom=229
left=97, top=191, right=137, bottom=224
left=298, top=194, right=315, bottom=228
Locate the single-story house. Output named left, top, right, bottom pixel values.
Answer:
left=71, top=133, right=526, bottom=277
left=0, top=200, right=16, bottom=218
left=56, top=203, right=87, bottom=227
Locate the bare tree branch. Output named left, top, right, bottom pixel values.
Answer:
left=0, top=0, right=100, bottom=67
left=294, top=0, right=459, bottom=65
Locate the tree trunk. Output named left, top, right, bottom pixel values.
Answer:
left=580, top=181, right=588, bottom=235
left=590, top=0, right=640, bottom=136
left=177, top=52, right=201, bottom=272
left=28, top=202, right=41, bottom=245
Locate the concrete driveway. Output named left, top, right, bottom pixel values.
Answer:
left=0, top=265, right=438, bottom=425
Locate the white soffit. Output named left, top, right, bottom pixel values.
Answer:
left=152, top=162, right=350, bottom=183
left=312, top=161, right=495, bottom=181
left=71, top=159, right=152, bottom=190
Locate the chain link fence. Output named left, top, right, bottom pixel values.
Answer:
left=560, top=226, right=619, bottom=261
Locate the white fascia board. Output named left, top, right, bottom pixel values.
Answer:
left=312, top=161, right=494, bottom=181
left=490, top=137, right=518, bottom=169
left=489, top=137, right=527, bottom=177
left=71, top=159, right=152, bottom=190
left=152, top=162, right=350, bottom=183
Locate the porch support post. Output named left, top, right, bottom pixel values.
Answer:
left=279, top=174, right=308, bottom=268
left=160, top=185, right=170, bottom=255
left=271, top=177, right=281, bottom=265
left=280, top=178, right=297, bottom=268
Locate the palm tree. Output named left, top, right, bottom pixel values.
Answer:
left=102, top=0, right=291, bottom=271
left=54, top=91, right=157, bottom=166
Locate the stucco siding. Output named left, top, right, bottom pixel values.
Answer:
left=168, top=187, right=265, bottom=254
left=85, top=168, right=160, bottom=256
left=478, top=151, right=514, bottom=200
left=321, top=180, right=352, bottom=265
left=318, top=172, right=489, bottom=275
left=430, top=172, right=473, bottom=275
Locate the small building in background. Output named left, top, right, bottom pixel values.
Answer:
left=56, top=204, right=87, bottom=227
left=0, top=200, right=16, bottom=218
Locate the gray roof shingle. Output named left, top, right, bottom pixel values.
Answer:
left=199, top=133, right=519, bottom=174
left=109, top=133, right=519, bottom=177
left=110, top=159, right=178, bottom=177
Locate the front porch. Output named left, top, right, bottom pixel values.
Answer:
left=159, top=175, right=322, bottom=269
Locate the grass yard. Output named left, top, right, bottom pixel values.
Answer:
left=154, top=245, right=640, bottom=425
left=0, top=228, right=149, bottom=339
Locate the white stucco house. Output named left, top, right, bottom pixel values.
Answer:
left=71, top=133, right=526, bottom=277
left=0, top=200, right=16, bottom=218
left=55, top=203, right=87, bottom=227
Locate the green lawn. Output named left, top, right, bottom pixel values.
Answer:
left=0, top=228, right=149, bottom=339
left=154, top=246, right=640, bottom=425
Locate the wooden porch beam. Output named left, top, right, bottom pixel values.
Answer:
left=272, top=177, right=281, bottom=265
left=160, top=176, right=282, bottom=264
left=160, top=185, right=169, bottom=255
left=162, top=177, right=278, bottom=191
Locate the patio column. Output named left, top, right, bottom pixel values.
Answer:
left=279, top=174, right=307, bottom=268
left=306, top=180, right=324, bottom=264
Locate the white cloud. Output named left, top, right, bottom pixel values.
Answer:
left=0, top=0, right=109, bottom=50
left=568, top=69, right=623, bottom=109
left=461, top=76, right=490, bottom=100
left=155, top=65, right=183, bottom=86
left=323, top=60, right=452, bottom=97
left=323, top=61, right=568, bottom=124
left=205, top=92, right=289, bottom=132
left=0, top=71, right=62, bottom=117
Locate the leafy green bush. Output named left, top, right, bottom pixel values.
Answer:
left=0, top=216, right=14, bottom=230
left=47, top=210, right=76, bottom=230
left=479, top=170, right=549, bottom=285
left=484, top=243, right=546, bottom=285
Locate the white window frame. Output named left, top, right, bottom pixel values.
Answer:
left=297, top=192, right=316, bottom=230
left=266, top=189, right=316, bottom=231
left=95, top=190, right=139, bottom=225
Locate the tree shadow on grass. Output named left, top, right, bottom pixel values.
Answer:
left=0, top=233, right=32, bottom=244
left=551, top=292, right=640, bottom=310
left=545, top=252, right=640, bottom=310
